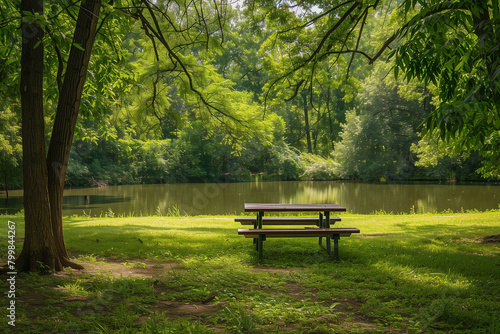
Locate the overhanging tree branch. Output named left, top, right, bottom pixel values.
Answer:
left=263, top=2, right=362, bottom=108
left=369, top=1, right=469, bottom=65
left=262, top=0, right=389, bottom=109
left=278, top=0, right=357, bottom=34
left=346, top=8, right=368, bottom=78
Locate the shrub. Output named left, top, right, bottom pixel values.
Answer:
left=300, top=154, right=339, bottom=181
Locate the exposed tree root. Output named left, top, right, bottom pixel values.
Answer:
left=60, top=257, right=84, bottom=270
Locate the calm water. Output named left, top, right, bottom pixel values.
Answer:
left=1, top=181, right=499, bottom=216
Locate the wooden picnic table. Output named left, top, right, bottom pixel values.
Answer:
left=244, top=203, right=347, bottom=229
left=238, top=203, right=358, bottom=260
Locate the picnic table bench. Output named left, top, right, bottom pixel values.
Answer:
left=236, top=203, right=360, bottom=260
left=234, top=216, right=342, bottom=228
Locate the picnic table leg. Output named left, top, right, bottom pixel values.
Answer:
left=257, top=211, right=263, bottom=229
left=258, top=234, right=264, bottom=259
left=318, top=212, right=323, bottom=245
left=332, top=234, right=340, bottom=260
left=253, top=211, right=264, bottom=246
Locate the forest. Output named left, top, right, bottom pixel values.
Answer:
left=1, top=0, right=499, bottom=193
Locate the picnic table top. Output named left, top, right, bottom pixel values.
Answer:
left=244, top=203, right=346, bottom=212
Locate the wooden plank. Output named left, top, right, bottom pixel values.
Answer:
left=238, top=227, right=359, bottom=260
left=238, top=228, right=360, bottom=234
left=235, top=217, right=342, bottom=225
left=244, top=203, right=346, bottom=212
left=238, top=228, right=360, bottom=238
left=241, top=233, right=355, bottom=238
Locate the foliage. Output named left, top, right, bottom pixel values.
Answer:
left=334, top=64, right=427, bottom=181
left=213, top=12, right=270, bottom=101
left=411, top=134, right=486, bottom=181
left=245, top=0, right=381, bottom=104
left=238, top=0, right=500, bottom=180
left=299, top=153, right=339, bottom=181
left=0, top=108, right=22, bottom=191
left=388, top=0, right=500, bottom=178
left=67, top=114, right=308, bottom=185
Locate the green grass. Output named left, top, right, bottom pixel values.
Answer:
left=0, top=211, right=499, bottom=333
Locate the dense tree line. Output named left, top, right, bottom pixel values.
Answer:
left=62, top=0, right=499, bottom=186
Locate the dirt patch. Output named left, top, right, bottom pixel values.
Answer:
left=258, top=276, right=385, bottom=332
left=283, top=282, right=303, bottom=296
left=480, top=234, right=500, bottom=244
left=150, top=300, right=224, bottom=319
left=330, top=298, right=382, bottom=331
left=56, top=257, right=180, bottom=279
left=46, top=258, right=226, bottom=331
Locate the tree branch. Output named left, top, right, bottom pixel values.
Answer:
left=136, top=0, right=242, bottom=123
left=284, top=79, right=305, bottom=102
left=278, top=0, right=357, bottom=34
left=324, top=49, right=373, bottom=61
left=369, top=1, right=469, bottom=64
left=302, top=2, right=360, bottom=66
left=368, top=34, right=395, bottom=65
left=46, top=29, right=64, bottom=92
left=263, top=2, right=361, bottom=108
left=346, top=8, right=368, bottom=78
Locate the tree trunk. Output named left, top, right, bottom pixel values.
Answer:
left=17, top=0, right=101, bottom=272
left=18, top=0, right=61, bottom=272
left=46, top=0, right=101, bottom=270
left=302, top=92, right=313, bottom=154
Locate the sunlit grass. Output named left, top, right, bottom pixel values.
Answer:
left=0, top=211, right=498, bottom=333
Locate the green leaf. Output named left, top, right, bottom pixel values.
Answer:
left=73, top=42, right=85, bottom=51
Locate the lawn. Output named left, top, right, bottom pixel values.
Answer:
left=0, top=211, right=499, bottom=333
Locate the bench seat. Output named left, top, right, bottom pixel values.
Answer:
left=238, top=228, right=359, bottom=238
left=238, top=228, right=360, bottom=260
left=234, top=217, right=341, bottom=226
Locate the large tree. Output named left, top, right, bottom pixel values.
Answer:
left=18, top=0, right=103, bottom=272
left=334, top=63, right=429, bottom=181
left=9, top=0, right=239, bottom=272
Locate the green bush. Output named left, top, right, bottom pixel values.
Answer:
left=300, top=154, right=339, bottom=180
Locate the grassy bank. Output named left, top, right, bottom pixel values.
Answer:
left=0, top=211, right=499, bottom=333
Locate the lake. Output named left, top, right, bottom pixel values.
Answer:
left=1, top=181, right=499, bottom=216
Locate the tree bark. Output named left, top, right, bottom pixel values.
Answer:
left=18, top=0, right=61, bottom=272
left=302, top=92, right=313, bottom=154
left=46, top=0, right=101, bottom=270
left=17, top=0, right=101, bottom=272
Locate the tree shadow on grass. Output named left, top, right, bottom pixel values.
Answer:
left=63, top=222, right=246, bottom=261
left=3, top=218, right=498, bottom=333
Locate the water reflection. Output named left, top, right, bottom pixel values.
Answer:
left=1, top=181, right=498, bottom=216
